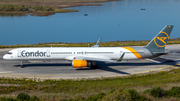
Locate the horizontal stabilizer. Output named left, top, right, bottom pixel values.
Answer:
left=153, top=52, right=168, bottom=55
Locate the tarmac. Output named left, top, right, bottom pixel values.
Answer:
left=0, top=44, right=180, bottom=80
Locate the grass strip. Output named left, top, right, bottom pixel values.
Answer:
left=0, top=67, right=180, bottom=100
left=1, top=38, right=180, bottom=48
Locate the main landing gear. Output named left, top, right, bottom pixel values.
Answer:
left=19, top=61, right=23, bottom=68
left=90, top=62, right=98, bottom=69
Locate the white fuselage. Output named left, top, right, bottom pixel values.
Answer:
left=3, top=47, right=148, bottom=61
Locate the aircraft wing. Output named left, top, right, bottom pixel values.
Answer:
left=84, top=57, right=116, bottom=62
left=73, top=53, right=126, bottom=62
left=65, top=52, right=126, bottom=63
left=92, top=38, right=101, bottom=47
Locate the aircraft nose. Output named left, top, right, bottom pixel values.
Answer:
left=3, top=55, right=7, bottom=59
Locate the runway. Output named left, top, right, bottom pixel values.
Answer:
left=0, top=44, right=180, bottom=79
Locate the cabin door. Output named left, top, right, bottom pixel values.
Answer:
left=17, top=50, right=21, bottom=57
left=46, top=50, right=50, bottom=57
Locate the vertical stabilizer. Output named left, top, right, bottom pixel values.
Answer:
left=145, top=25, right=174, bottom=52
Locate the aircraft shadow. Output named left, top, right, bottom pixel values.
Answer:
left=105, top=61, right=177, bottom=66
left=14, top=63, right=71, bottom=68
left=99, top=65, right=130, bottom=74
left=13, top=60, right=178, bottom=75
left=13, top=62, right=130, bottom=74
left=76, top=65, right=130, bottom=74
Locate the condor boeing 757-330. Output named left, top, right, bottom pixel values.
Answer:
left=3, top=25, right=173, bottom=68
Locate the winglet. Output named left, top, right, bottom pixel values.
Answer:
left=92, top=38, right=102, bottom=47
left=118, top=53, right=125, bottom=61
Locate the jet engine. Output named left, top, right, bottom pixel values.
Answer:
left=72, top=60, right=91, bottom=68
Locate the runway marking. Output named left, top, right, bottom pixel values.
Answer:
left=132, top=65, right=174, bottom=75
left=0, top=71, right=14, bottom=73
left=139, top=56, right=162, bottom=63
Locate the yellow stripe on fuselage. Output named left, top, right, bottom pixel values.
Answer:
left=122, top=47, right=144, bottom=59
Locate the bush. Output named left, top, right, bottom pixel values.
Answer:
left=108, top=89, right=116, bottom=94
left=14, top=6, right=22, bottom=11
left=0, top=5, right=14, bottom=11
left=102, top=91, right=131, bottom=101
left=21, top=7, right=28, bottom=11
left=14, top=6, right=28, bottom=11
left=149, top=87, right=167, bottom=98
left=128, top=89, right=150, bottom=101
left=0, top=5, right=5, bottom=11
left=168, top=86, right=180, bottom=98
left=0, top=97, right=16, bottom=101
left=42, top=6, right=54, bottom=11
left=0, top=4, right=28, bottom=11
left=17, top=92, right=30, bottom=101
left=87, top=92, right=106, bottom=101
left=128, top=89, right=140, bottom=100
left=32, top=5, right=43, bottom=11
left=72, top=95, right=85, bottom=101
left=4, top=5, right=14, bottom=11
left=143, top=89, right=150, bottom=94
left=29, top=96, right=40, bottom=101
left=32, top=5, right=54, bottom=11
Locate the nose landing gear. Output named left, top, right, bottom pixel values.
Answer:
left=19, top=61, right=23, bottom=68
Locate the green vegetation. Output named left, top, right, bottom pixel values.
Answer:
left=32, top=5, right=54, bottom=11
left=128, top=89, right=150, bottom=101
left=168, top=86, right=180, bottom=98
left=86, top=92, right=106, bottom=101
left=0, top=92, right=39, bottom=101
left=143, top=86, right=167, bottom=98
left=143, top=86, right=180, bottom=99
left=17, top=92, right=30, bottom=101
left=0, top=68, right=180, bottom=100
left=1, top=38, right=180, bottom=48
left=0, top=4, right=78, bottom=16
left=0, top=4, right=28, bottom=11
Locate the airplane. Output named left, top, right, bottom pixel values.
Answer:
left=3, top=25, right=173, bottom=69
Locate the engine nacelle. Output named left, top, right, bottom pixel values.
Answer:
left=72, top=60, right=91, bottom=68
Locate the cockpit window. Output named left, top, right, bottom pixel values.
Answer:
left=7, top=52, right=13, bottom=55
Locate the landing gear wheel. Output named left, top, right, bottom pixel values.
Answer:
left=19, top=61, right=24, bottom=68
left=90, top=62, right=98, bottom=69
left=91, top=65, right=98, bottom=69
left=20, top=65, right=24, bottom=68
